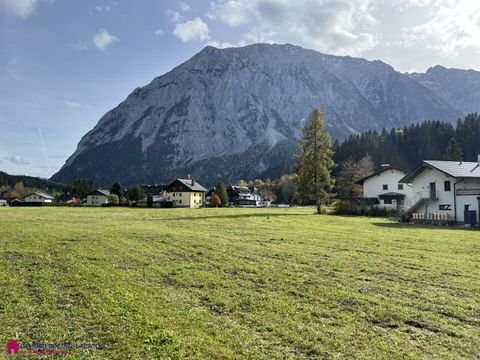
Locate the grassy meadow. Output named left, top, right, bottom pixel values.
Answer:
left=0, top=207, right=479, bottom=359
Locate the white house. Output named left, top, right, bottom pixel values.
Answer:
left=227, top=186, right=262, bottom=207
left=166, top=178, right=207, bottom=208
left=23, top=192, right=54, bottom=203
left=0, top=198, right=8, bottom=206
left=86, top=189, right=110, bottom=206
left=356, top=165, right=413, bottom=209
left=400, top=159, right=480, bottom=224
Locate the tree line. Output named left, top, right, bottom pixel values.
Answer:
left=239, top=112, right=480, bottom=211
left=3, top=112, right=479, bottom=212
left=333, top=113, right=480, bottom=173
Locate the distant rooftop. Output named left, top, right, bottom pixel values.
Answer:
left=24, top=192, right=54, bottom=200
left=176, top=179, right=207, bottom=192
left=356, top=166, right=407, bottom=185
left=401, top=160, right=480, bottom=183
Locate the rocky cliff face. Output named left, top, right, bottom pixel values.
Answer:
left=51, top=43, right=468, bottom=186
left=408, top=65, right=480, bottom=116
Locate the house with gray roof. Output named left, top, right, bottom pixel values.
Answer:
left=23, top=192, right=54, bottom=203
left=86, top=189, right=111, bottom=206
left=165, top=178, right=207, bottom=208
left=400, top=158, right=480, bottom=224
left=356, top=165, right=412, bottom=209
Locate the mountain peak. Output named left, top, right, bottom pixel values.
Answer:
left=51, top=44, right=467, bottom=186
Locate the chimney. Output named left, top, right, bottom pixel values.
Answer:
left=478, top=154, right=480, bottom=164
left=191, top=178, right=195, bottom=186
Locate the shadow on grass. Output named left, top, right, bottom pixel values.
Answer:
left=372, top=222, right=466, bottom=231
left=146, top=213, right=312, bottom=221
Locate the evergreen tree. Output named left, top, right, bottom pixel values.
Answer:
left=443, top=138, right=463, bottom=161
left=110, top=182, right=123, bottom=197
left=127, top=186, right=145, bottom=202
left=216, top=182, right=229, bottom=207
left=296, top=107, right=335, bottom=213
left=147, top=194, right=153, bottom=207
left=72, top=179, right=95, bottom=199
left=456, top=113, right=480, bottom=160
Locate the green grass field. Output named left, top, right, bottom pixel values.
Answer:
left=0, top=207, right=479, bottom=359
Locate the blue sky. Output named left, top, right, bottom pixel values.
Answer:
left=1, top=0, right=479, bottom=178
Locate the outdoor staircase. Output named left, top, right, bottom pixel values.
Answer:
left=406, top=190, right=438, bottom=214
left=407, top=197, right=428, bottom=213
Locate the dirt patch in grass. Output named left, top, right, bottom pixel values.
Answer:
left=405, top=319, right=440, bottom=333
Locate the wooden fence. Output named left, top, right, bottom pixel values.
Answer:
left=411, top=212, right=451, bottom=225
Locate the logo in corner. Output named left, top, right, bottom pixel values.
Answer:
left=6, top=340, right=19, bottom=355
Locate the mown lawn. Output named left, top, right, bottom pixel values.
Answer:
left=0, top=207, right=479, bottom=359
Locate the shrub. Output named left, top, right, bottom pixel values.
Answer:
left=107, top=194, right=120, bottom=205
left=334, top=200, right=394, bottom=217
left=334, top=200, right=361, bottom=215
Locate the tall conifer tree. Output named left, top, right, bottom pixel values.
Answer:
left=296, top=107, right=335, bottom=214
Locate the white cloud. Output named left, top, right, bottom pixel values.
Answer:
left=92, top=28, right=119, bottom=51
left=207, top=0, right=253, bottom=26
left=0, top=0, right=39, bottom=18
left=399, top=1, right=480, bottom=57
left=94, top=5, right=111, bottom=13
left=207, top=0, right=377, bottom=55
left=4, top=155, right=29, bottom=165
left=390, top=0, right=449, bottom=11
left=154, top=28, right=164, bottom=37
left=206, top=39, right=238, bottom=48
left=173, top=17, right=210, bottom=43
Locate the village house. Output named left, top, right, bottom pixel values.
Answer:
left=9, top=199, right=25, bottom=206
left=86, top=189, right=110, bottom=206
left=0, top=197, right=8, bottom=206
left=23, top=192, right=54, bottom=203
left=356, top=165, right=413, bottom=209
left=227, top=186, right=262, bottom=207
left=165, top=178, right=207, bottom=208
left=400, top=159, right=480, bottom=224
left=57, top=194, right=80, bottom=204
left=205, top=188, right=216, bottom=206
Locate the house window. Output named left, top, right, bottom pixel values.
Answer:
left=444, top=181, right=451, bottom=192
left=398, top=184, right=404, bottom=190
left=179, top=200, right=182, bottom=204
left=439, top=204, right=452, bottom=211
left=382, top=184, right=388, bottom=191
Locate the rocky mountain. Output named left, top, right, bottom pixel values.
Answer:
left=51, top=43, right=473, bottom=186
left=408, top=65, right=480, bottom=116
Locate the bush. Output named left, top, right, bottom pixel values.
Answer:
left=107, top=194, right=120, bottom=205
left=334, top=200, right=361, bottom=215
left=334, top=199, right=400, bottom=217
